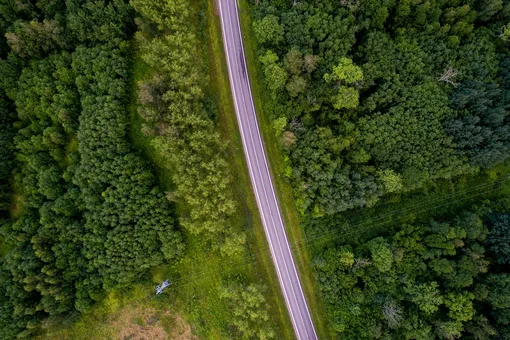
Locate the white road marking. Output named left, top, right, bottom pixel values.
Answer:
left=218, top=1, right=318, bottom=339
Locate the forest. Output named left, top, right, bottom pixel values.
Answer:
left=249, top=0, right=510, bottom=338
left=251, top=0, right=510, bottom=216
left=131, top=0, right=245, bottom=255
left=0, top=0, right=188, bottom=337
left=2, top=0, right=510, bottom=338
left=315, top=199, right=510, bottom=338
left=0, top=0, right=279, bottom=338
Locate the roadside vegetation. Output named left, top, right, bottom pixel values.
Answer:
left=0, top=0, right=291, bottom=338
left=237, top=1, right=332, bottom=337
left=245, top=0, right=510, bottom=338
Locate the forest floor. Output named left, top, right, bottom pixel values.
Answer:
left=39, top=0, right=294, bottom=338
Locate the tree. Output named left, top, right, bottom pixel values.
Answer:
left=220, top=284, right=275, bottom=339
left=259, top=50, right=288, bottom=95
left=367, top=237, right=393, bottom=272
left=304, top=54, right=319, bottom=73
left=324, top=57, right=363, bottom=84
left=324, top=58, right=363, bottom=110
left=445, top=81, right=510, bottom=168
left=377, top=169, right=403, bottom=194
left=486, top=213, right=510, bottom=264
left=444, top=292, right=475, bottom=323
left=286, top=75, right=306, bottom=97
left=5, top=19, right=66, bottom=58
left=272, top=116, right=287, bottom=136
left=360, top=81, right=471, bottom=190
left=284, top=48, right=303, bottom=75
left=464, top=315, right=498, bottom=340
left=334, top=245, right=355, bottom=269
left=499, top=23, right=510, bottom=42
left=289, top=126, right=381, bottom=215
left=253, top=15, right=284, bottom=45
left=66, top=0, right=133, bottom=44
left=381, top=300, right=403, bottom=329
left=487, top=274, right=510, bottom=310
left=475, top=0, right=503, bottom=22
left=219, top=232, right=246, bottom=257
left=331, top=86, right=359, bottom=109
left=438, top=65, right=459, bottom=86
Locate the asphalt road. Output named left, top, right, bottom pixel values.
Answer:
left=217, top=1, right=318, bottom=339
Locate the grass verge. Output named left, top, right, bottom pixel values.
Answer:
left=202, top=0, right=294, bottom=337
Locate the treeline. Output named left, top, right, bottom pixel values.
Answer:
left=131, top=0, right=245, bottom=255
left=250, top=0, right=510, bottom=217
left=315, top=199, right=510, bottom=338
left=0, top=0, right=183, bottom=338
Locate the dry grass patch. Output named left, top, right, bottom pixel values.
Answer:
left=9, top=193, right=24, bottom=218
left=107, top=305, right=197, bottom=340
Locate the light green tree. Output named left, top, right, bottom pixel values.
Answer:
left=445, top=292, right=475, bottom=322
left=499, top=23, right=510, bottom=42
left=253, top=15, right=284, bottom=45
left=324, top=57, right=363, bottom=84
left=272, top=116, right=287, bottom=136
left=219, top=232, right=246, bottom=257
left=368, top=237, right=393, bottom=272
left=377, top=169, right=403, bottom=193
left=324, top=58, right=363, bottom=109
left=259, top=50, right=288, bottom=95
left=338, top=246, right=355, bottom=268
left=220, top=284, right=275, bottom=339
left=407, top=282, right=443, bottom=315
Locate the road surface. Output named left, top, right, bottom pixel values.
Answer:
left=217, top=1, right=318, bottom=339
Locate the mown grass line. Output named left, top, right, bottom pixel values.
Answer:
left=205, top=0, right=295, bottom=337
left=127, top=48, right=175, bottom=192
left=236, top=1, right=331, bottom=338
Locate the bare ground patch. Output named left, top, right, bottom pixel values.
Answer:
left=107, top=305, right=196, bottom=340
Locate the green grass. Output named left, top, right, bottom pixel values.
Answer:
left=127, top=50, right=175, bottom=192
left=236, top=1, right=331, bottom=338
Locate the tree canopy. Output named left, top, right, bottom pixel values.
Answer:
left=251, top=0, right=510, bottom=216
left=315, top=204, right=510, bottom=338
